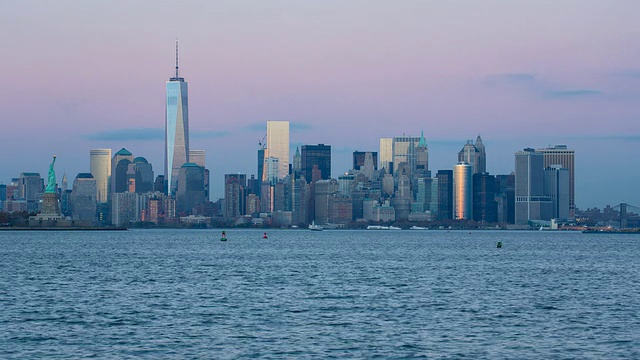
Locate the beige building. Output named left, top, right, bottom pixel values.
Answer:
left=90, top=149, right=111, bottom=203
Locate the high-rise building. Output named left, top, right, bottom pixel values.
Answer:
left=189, top=150, right=205, bottom=167
left=458, top=141, right=479, bottom=174
left=392, top=136, right=421, bottom=175
left=538, top=145, right=575, bottom=218
left=165, top=41, right=190, bottom=196
left=544, top=165, right=570, bottom=221
left=436, top=170, right=453, bottom=220
left=264, top=120, right=289, bottom=180
left=111, top=148, right=133, bottom=195
left=257, top=148, right=265, bottom=196
left=415, top=131, right=429, bottom=178
left=176, top=163, right=205, bottom=215
left=475, top=135, right=486, bottom=174
left=301, top=144, right=331, bottom=183
left=454, top=162, right=472, bottom=220
left=515, top=148, right=553, bottom=225
left=127, top=157, right=154, bottom=193
left=90, top=149, right=111, bottom=203
left=292, top=147, right=302, bottom=176
left=495, top=174, right=515, bottom=224
left=472, top=172, right=497, bottom=223
left=71, top=173, right=97, bottom=221
left=353, top=151, right=378, bottom=171
left=18, top=172, right=44, bottom=213
left=314, top=179, right=339, bottom=225
left=379, top=138, right=393, bottom=173
left=189, top=150, right=208, bottom=199
left=224, top=174, right=246, bottom=219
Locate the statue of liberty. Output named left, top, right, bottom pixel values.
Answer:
left=45, top=155, right=57, bottom=193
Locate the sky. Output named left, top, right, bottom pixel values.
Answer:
left=1, top=1, right=639, bottom=208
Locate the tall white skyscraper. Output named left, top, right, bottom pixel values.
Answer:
left=379, top=138, right=392, bottom=172
left=90, top=149, right=111, bottom=203
left=165, top=40, right=190, bottom=196
left=265, top=120, right=289, bottom=180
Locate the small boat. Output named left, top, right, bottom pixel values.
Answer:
left=367, top=225, right=388, bottom=230
left=389, top=226, right=402, bottom=230
left=309, top=221, right=323, bottom=231
left=410, top=226, right=427, bottom=230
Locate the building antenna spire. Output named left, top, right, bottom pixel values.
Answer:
left=175, top=39, right=179, bottom=79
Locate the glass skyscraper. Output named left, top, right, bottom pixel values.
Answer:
left=264, top=120, right=289, bottom=180
left=165, top=41, right=190, bottom=196
left=90, top=148, right=111, bottom=203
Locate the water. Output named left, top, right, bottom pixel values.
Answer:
left=1, top=229, right=639, bottom=359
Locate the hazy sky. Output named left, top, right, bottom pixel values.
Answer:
left=1, top=1, right=639, bottom=208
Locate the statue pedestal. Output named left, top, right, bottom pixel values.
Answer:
left=30, top=192, right=63, bottom=221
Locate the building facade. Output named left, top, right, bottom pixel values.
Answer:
left=90, top=149, right=111, bottom=203
left=301, top=144, right=331, bottom=183
left=538, top=145, right=575, bottom=218
left=265, top=120, right=289, bottom=180
left=165, top=41, right=190, bottom=196
left=454, top=162, right=472, bottom=220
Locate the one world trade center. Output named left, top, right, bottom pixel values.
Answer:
left=165, top=40, right=189, bottom=195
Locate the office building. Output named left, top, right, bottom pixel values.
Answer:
left=111, top=148, right=133, bottom=194
left=392, top=135, right=421, bottom=175
left=224, top=174, right=247, bottom=219
left=90, top=149, right=111, bottom=203
left=127, top=157, right=154, bottom=193
left=458, top=135, right=486, bottom=174
left=515, top=149, right=553, bottom=225
left=165, top=41, right=190, bottom=196
left=176, top=163, right=205, bottom=215
left=538, top=145, right=575, bottom=218
left=301, top=144, right=331, bottom=183
left=379, top=138, right=393, bottom=173
left=436, top=170, right=454, bottom=221
left=18, top=172, right=44, bottom=213
left=264, top=120, right=289, bottom=180
left=472, top=172, right=497, bottom=223
left=544, top=165, right=570, bottom=221
left=71, top=173, right=97, bottom=221
left=353, top=151, right=378, bottom=171
left=454, top=162, right=472, bottom=220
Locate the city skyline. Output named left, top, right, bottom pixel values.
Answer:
left=1, top=1, right=639, bottom=208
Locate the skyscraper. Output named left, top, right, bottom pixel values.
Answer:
left=264, top=120, right=289, bottom=180
left=537, top=145, right=575, bottom=218
left=301, top=144, right=331, bottom=183
left=71, top=173, right=97, bottom=221
left=165, top=41, right=190, bottom=196
left=392, top=135, right=421, bottom=175
left=436, top=170, right=453, bottom=220
left=111, top=148, right=133, bottom=195
left=458, top=141, right=479, bottom=174
left=515, top=148, right=553, bottom=225
left=379, top=138, right=393, bottom=173
left=454, top=162, right=472, bottom=220
left=90, top=149, right=111, bottom=203
left=224, top=174, right=247, bottom=219
left=544, top=165, right=570, bottom=220
left=475, top=135, right=486, bottom=174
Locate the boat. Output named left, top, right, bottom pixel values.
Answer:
left=367, top=225, right=388, bottom=230
left=309, top=222, right=323, bottom=231
left=410, top=226, right=427, bottom=230
left=389, top=226, right=402, bottom=230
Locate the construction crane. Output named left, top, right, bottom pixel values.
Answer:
left=258, top=133, right=267, bottom=149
